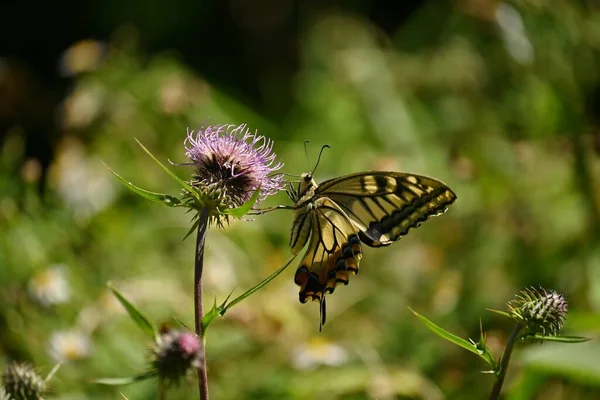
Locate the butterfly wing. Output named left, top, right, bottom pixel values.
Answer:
left=293, top=197, right=363, bottom=328
left=314, top=171, right=457, bottom=247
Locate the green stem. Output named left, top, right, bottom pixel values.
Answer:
left=194, top=208, right=210, bottom=400
left=159, top=380, right=167, bottom=400
left=489, top=322, right=524, bottom=400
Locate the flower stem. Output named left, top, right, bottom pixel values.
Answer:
left=159, top=380, right=167, bottom=400
left=489, top=322, right=524, bottom=400
left=194, top=207, right=210, bottom=400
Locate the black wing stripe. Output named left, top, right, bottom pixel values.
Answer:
left=289, top=211, right=311, bottom=249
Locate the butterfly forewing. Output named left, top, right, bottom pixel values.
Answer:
left=315, top=172, right=457, bottom=247
left=293, top=198, right=362, bottom=304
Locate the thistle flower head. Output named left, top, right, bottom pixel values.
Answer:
left=508, top=287, right=568, bottom=336
left=184, top=124, right=284, bottom=225
left=150, top=329, right=203, bottom=384
left=1, top=363, right=46, bottom=400
left=0, top=387, right=12, bottom=400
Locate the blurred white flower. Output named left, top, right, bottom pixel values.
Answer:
left=291, top=337, right=349, bottom=370
left=495, top=3, right=534, bottom=65
left=48, top=330, right=92, bottom=363
left=28, top=265, right=70, bottom=306
left=50, top=137, right=116, bottom=220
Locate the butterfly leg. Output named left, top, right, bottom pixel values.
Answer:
left=248, top=205, right=295, bottom=215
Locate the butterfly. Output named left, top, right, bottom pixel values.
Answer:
left=261, top=147, right=457, bottom=330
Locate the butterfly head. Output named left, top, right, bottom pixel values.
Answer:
left=288, top=172, right=317, bottom=203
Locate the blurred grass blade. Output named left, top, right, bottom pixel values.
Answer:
left=530, top=334, right=590, bottom=343
left=104, top=162, right=182, bottom=207
left=44, top=363, right=62, bottom=383
left=134, top=138, right=200, bottom=202
left=409, top=308, right=496, bottom=368
left=92, top=371, right=157, bottom=385
left=219, top=255, right=297, bottom=316
left=108, top=283, right=158, bottom=341
left=223, top=186, right=261, bottom=217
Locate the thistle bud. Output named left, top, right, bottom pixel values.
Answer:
left=507, top=287, right=568, bottom=336
left=150, top=330, right=203, bottom=384
left=1, top=363, right=46, bottom=400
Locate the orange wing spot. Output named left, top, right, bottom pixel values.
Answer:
left=336, top=270, right=349, bottom=284
left=345, top=258, right=358, bottom=271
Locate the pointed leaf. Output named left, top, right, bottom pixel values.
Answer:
left=200, top=300, right=221, bottom=336
left=529, top=334, right=591, bottom=343
left=219, top=255, right=296, bottom=315
left=477, top=319, right=498, bottom=371
left=108, top=283, right=158, bottom=341
left=104, top=162, right=182, bottom=207
left=223, top=186, right=261, bottom=217
left=134, top=139, right=200, bottom=202
left=91, top=371, right=157, bottom=386
left=181, top=219, right=200, bottom=242
left=409, top=308, right=496, bottom=369
left=487, top=308, right=512, bottom=319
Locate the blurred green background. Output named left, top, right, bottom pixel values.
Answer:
left=2, top=0, right=600, bottom=399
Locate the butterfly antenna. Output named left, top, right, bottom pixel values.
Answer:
left=304, top=140, right=311, bottom=171
left=311, top=144, right=330, bottom=175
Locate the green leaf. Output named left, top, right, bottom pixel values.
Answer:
left=103, top=162, right=182, bottom=207
left=200, top=298, right=221, bottom=336
left=409, top=308, right=496, bottom=369
left=223, top=185, right=261, bottom=217
left=181, top=218, right=200, bottom=242
left=487, top=308, right=512, bottom=319
left=91, top=372, right=157, bottom=386
left=200, top=256, right=296, bottom=335
left=219, top=255, right=297, bottom=316
left=528, top=334, right=591, bottom=343
left=108, top=283, right=158, bottom=341
left=134, top=138, right=200, bottom=202
left=476, top=319, right=498, bottom=372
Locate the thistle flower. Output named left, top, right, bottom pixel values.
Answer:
left=507, top=287, right=568, bottom=336
left=1, top=363, right=46, bottom=400
left=149, top=329, right=203, bottom=384
left=184, top=124, right=284, bottom=225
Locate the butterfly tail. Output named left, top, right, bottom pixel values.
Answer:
left=319, top=296, right=327, bottom=332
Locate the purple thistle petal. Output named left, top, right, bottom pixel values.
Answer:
left=184, top=124, right=284, bottom=213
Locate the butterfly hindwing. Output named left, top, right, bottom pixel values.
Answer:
left=293, top=198, right=362, bottom=305
left=314, top=171, right=457, bottom=248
